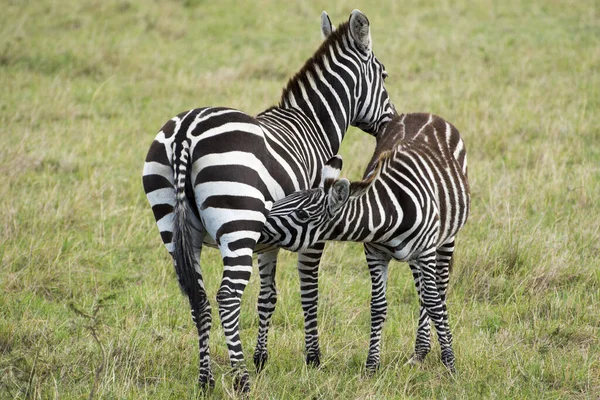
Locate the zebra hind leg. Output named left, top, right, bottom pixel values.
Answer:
left=407, top=262, right=432, bottom=365
left=215, top=236, right=259, bottom=393
left=169, top=208, right=215, bottom=388
left=435, top=238, right=455, bottom=370
left=254, top=249, right=279, bottom=372
left=298, top=242, right=325, bottom=367
left=415, top=250, right=455, bottom=373
left=364, top=245, right=391, bottom=373
left=187, top=264, right=214, bottom=389
left=143, top=152, right=213, bottom=389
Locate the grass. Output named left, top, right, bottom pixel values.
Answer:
left=1, top=0, right=599, bottom=398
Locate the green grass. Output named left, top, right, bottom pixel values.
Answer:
left=1, top=0, right=599, bottom=398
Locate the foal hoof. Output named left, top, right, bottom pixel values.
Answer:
left=306, top=351, right=321, bottom=368
left=405, top=353, right=426, bottom=367
left=442, top=358, right=456, bottom=374
left=253, top=350, right=268, bottom=373
left=364, top=363, right=379, bottom=377
left=198, top=374, right=215, bottom=391
left=234, top=372, right=250, bottom=394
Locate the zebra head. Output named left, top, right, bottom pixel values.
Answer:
left=334, top=10, right=395, bottom=136
left=261, top=156, right=351, bottom=252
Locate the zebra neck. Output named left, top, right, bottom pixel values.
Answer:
left=322, top=195, right=372, bottom=243
left=280, top=89, right=350, bottom=157
left=279, top=41, right=359, bottom=156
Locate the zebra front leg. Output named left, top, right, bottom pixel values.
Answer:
left=254, top=249, right=279, bottom=372
left=216, top=239, right=256, bottom=393
left=298, top=242, right=325, bottom=367
left=408, top=262, right=431, bottom=364
left=364, top=245, right=391, bottom=373
left=416, top=250, right=455, bottom=372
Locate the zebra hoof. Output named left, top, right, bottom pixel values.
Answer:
left=441, top=352, right=456, bottom=374
left=405, top=353, right=426, bottom=367
left=198, top=373, right=215, bottom=391
left=253, top=350, right=268, bottom=373
left=306, top=352, right=321, bottom=368
left=364, top=363, right=379, bottom=376
left=233, top=372, right=250, bottom=394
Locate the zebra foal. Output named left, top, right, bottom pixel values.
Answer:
left=260, top=113, right=470, bottom=372
left=142, top=10, right=393, bottom=391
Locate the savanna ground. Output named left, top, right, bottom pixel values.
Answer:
left=1, top=0, right=599, bottom=398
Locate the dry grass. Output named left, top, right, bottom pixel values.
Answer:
left=1, top=0, right=599, bottom=398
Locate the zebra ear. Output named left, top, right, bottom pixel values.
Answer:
left=328, top=179, right=350, bottom=214
left=321, top=11, right=335, bottom=39
left=348, top=9, right=371, bottom=51
left=319, top=155, right=343, bottom=188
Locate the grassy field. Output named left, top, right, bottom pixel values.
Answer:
left=1, top=0, right=599, bottom=398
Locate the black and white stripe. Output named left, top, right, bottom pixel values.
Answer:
left=260, top=113, right=470, bottom=373
left=142, top=10, right=393, bottom=391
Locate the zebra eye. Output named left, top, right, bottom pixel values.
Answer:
left=382, top=70, right=388, bottom=81
left=296, top=209, right=309, bottom=221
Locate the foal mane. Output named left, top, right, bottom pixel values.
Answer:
left=349, top=147, right=395, bottom=196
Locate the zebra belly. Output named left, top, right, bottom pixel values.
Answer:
left=366, top=241, right=414, bottom=263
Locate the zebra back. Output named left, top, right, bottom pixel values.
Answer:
left=364, top=113, right=467, bottom=180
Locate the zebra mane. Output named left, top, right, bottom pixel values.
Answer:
left=277, top=21, right=352, bottom=108
left=349, top=148, right=394, bottom=196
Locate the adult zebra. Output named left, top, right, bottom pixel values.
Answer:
left=142, top=10, right=393, bottom=391
left=260, top=113, right=470, bottom=373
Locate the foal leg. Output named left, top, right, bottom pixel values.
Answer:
left=436, top=238, right=455, bottom=369
left=298, top=242, right=325, bottom=366
left=415, top=249, right=455, bottom=372
left=408, top=261, right=432, bottom=364
left=254, top=249, right=279, bottom=372
left=364, top=244, right=391, bottom=372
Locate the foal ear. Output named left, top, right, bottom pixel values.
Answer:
left=327, top=179, right=350, bottom=214
left=321, top=11, right=335, bottom=39
left=319, top=155, right=343, bottom=188
left=348, top=9, right=371, bottom=51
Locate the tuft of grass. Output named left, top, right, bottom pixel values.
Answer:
left=1, top=0, right=599, bottom=398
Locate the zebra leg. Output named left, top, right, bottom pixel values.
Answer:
left=298, top=242, right=325, bottom=367
left=215, top=237, right=257, bottom=393
left=254, top=249, right=279, bottom=372
left=435, top=238, right=454, bottom=308
left=179, top=238, right=214, bottom=388
left=364, top=245, right=391, bottom=373
left=184, top=253, right=214, bottom=389
left=436, top=239, right=455, bottom=369
left=143, top=154, right=214, bottom=388
left=415, top=250, right=455, bottom=372
left=408, top=262, right=432, bottom=364
left=154, top=211, right=214, bottom=387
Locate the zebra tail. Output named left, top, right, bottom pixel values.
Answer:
left=171, top=141, right=204, bottom=301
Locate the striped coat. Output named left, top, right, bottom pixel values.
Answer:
left=142, top=10, right=393, bottom=391
left=261, top=112, right=470, bottom=372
